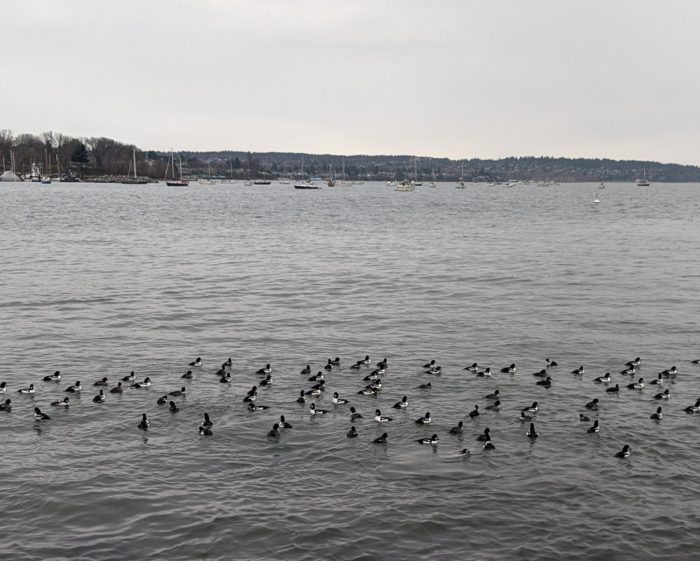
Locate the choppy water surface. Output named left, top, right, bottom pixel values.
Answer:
left=1, top=181, right=700, bottom=561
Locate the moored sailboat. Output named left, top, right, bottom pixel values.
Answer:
left=165, top=152, right=189, bottom=186
left=294, top=155, right=319, bottom=189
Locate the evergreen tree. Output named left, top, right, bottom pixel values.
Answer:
left=71, top=142, right=89, bottom=165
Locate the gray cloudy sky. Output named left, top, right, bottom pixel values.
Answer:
left=4, top=0, right=700, bottom=163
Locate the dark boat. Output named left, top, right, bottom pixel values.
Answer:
left=165, top=151, right=188, bottom=187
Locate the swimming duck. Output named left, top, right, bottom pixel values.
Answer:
left=309, top=403, right=329, bottom=415
left=449, top=421, right=464, bottom=435
left=392, top=396, right=409, bottom=409
left=374, top=409, right=392, bottom=422
left=131, top=377, right=151, bottom=389
left=34, top=407, right=50, bottom=421
left=18, top=384, right=35, bottom=394
left=42, top=371, right=61, bottom=382
left=476, top=428, right=491, bottom=442
left=526, top=423, right=539, bottom=439
left=587, top=420, right=600, bottom=433
left=485, top=400, right=501, bottom=411
left=373, top=433, right=388, bottom=444
left=414, top=412, right=431, bottom=425
left=332, top=392, right=349, bottom=405
left=349, top=407, right=363, bottom=421
left=615, top=445, right=631, bottom=458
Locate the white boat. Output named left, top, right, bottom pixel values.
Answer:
left=636, top=169, right=650, bottom=186
left=395, top=179, right=415, bottom=192
left=593, top=192, right=600, bottom=204
left=456, top=162, right=466, bottom=189
left=199, top=162, right=217, bottom=185
left=413, top=157, right=422, bottom=186
left=0, top=153, right=20, bottom=182
left=279, top=178, right=290, bottom=184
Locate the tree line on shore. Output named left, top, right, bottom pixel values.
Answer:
left=2, top=129, right=700, bottom=182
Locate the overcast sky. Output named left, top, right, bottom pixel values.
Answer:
left=4, top=0, right=699, bottom=164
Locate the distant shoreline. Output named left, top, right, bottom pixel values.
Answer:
left=2, top=130, right=700, bottom=183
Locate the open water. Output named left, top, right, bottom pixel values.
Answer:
left=1, top=180, right=699, bottom=560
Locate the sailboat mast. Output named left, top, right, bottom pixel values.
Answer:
left=133, top=148, right=137, bottom=179
left=179, top=155, right=183, bottom=180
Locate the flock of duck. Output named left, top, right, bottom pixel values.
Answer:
left=3, top=354, right=700, bottom=458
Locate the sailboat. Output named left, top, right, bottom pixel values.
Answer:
left=426, top=168, right=437, bottom=188
left=294, top=155, right=318, bottom=189
left=199, top=162, right=217, bottom=185
left=40, top=148, right=52, bottom=184
left=166, top=152, right=189, bottom=186
left=413, top=157, right=422, bottom=186
left=327, top=164, right=336, bottom=187
left=456, top=161, right=466, bottom=189
left=593, top=192, right=600, bottom=204
left=123, top=148, right=148, bottom=184
left=338, top=158, right=346, bottom=185
left=636, top=169, right=650, bottom=186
